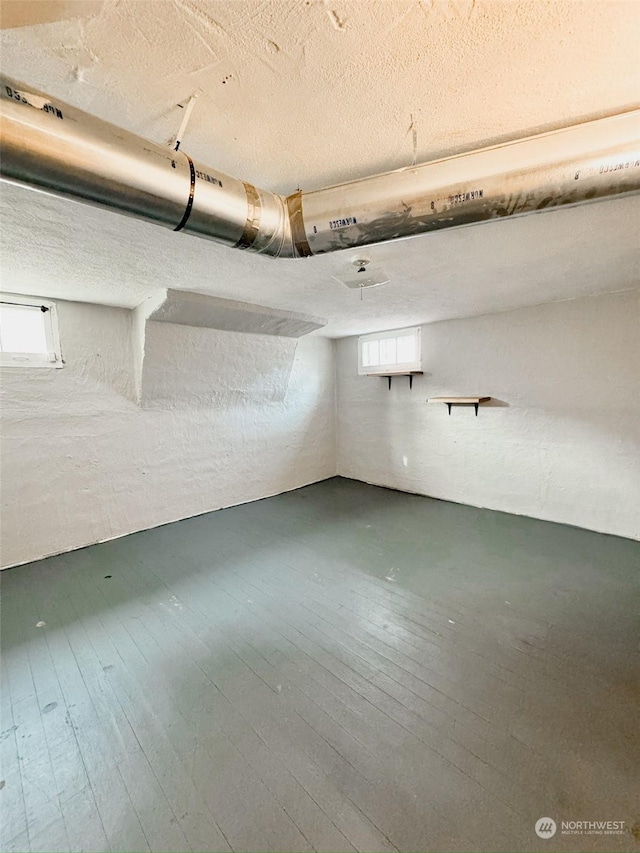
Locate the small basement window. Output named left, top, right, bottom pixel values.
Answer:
left=358, top=326, right=421, bottom=375
left=0, top=295, right=62, bottom=368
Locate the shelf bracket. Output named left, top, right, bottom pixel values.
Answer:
left=447, top=401, right=481, bottom=415
left=383, top=373, right=420, bottom=390
left=429, top=397, right=491, bottom=415
left=369, top=372, right=423, bottom=389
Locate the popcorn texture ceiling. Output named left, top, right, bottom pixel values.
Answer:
left=1, top=0, right=639, bottom=336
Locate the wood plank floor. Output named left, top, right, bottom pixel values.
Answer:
left=1, top=477, right=638, bottom=853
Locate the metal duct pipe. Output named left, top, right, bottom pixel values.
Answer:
left=298, top=112, right=640, bottom=255
left=2, top=75, right=639, bottom=259
left=0, top=77, right=294, bottom=257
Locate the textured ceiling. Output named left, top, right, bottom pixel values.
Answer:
left=1, top=0, right=639, bottom=336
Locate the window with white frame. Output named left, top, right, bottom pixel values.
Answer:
left=0, top=295, right=63, bottom=368
left=358, top=326, right=421, bottom=375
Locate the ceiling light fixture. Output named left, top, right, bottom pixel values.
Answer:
left=331, top=256, right=390, bottom=290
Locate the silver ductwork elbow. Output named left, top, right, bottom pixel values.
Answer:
left=1, top=75, right=639, bottom=261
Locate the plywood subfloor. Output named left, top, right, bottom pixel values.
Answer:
left=1, top=477, right=638, bottom=853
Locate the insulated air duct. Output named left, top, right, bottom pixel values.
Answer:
left=1, top=76, right=639, bottom=258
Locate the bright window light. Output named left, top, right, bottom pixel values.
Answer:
left=0, top=305, right=49, bottom=353
left=397, top=333, right=417, bottom=364
left=358, top=326, right=421, bottom=375
left=362, top=339, right=379, bottom=368
left=379, top=337, right=397, bottom=366
left=0, top=295, right=62, bottom=368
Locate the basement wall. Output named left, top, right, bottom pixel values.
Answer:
left=0, top=301, right=336, bottom=568
left=336, top=290, right=640, bottom=541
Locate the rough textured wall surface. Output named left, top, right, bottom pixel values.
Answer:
left=0, top=301, right=336, bottom=568
left=336, top=290, right=640, bottom=540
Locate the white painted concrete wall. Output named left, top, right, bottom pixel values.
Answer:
left=0, top=301, right=336, bottom=568
left=3, top=289, right=637, bottom=569
left=336, top=290, right=640, bottom=540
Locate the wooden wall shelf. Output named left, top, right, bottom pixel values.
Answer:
left=428, top=396, right=491, bottom=415
left=368, top=371, right=423, bottom=389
